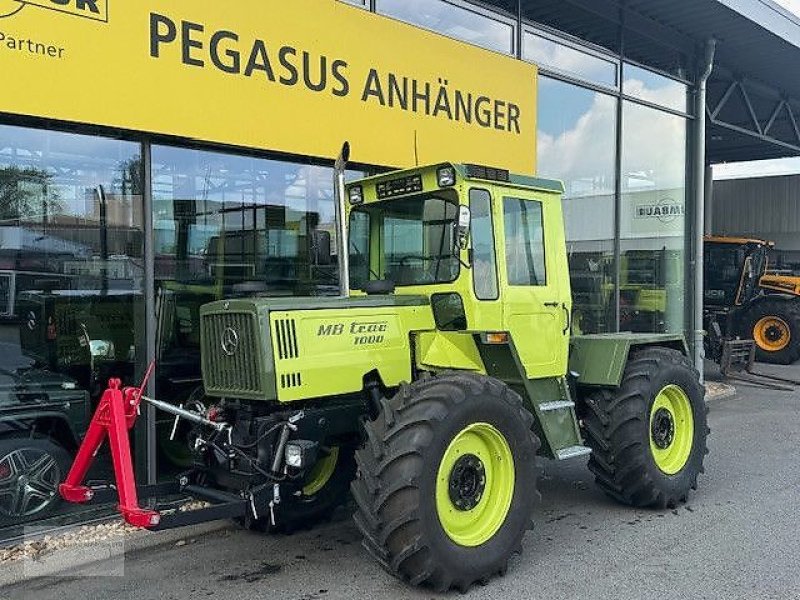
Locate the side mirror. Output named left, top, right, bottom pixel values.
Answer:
left=457, top=205, right=471, bottom=251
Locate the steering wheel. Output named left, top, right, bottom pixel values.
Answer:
left=399, top=255, right=428, bottom=267
left=398, top=255, right=435, bottom=283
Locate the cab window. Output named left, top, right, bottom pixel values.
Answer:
left=469, top=189, right=498, bottom=300
left=503, top=197, right=546, bottom=286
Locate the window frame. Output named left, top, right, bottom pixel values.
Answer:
left=468, top=187, right=500, bottom=301
left=374, top=0, right=517, bottom=56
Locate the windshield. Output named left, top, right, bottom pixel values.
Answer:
left=349, top=194, right=460, bottom=288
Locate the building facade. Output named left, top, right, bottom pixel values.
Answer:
left=0, top=0, right=701, bottom=519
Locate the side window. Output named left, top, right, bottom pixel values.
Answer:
left=503, top=197, right=546, bottom=286
left=469, top=189, right=498, bottom=300
left=349, top=210, right=371, bottom=288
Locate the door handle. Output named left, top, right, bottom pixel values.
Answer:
left=562, top=303, right=571, bottom=335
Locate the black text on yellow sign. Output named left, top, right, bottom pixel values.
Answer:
left=0, top=0, right=538, bottom=173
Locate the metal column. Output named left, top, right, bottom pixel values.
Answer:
left=142, top=141, right=158, bottom=485
left=693, top=39, right=717, bottom=381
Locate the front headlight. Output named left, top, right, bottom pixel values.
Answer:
left=285, top=440, right=318, bottom=468
left=437, top=166, right=456, bottom=187
left=348, top=185, right=364, bottom=205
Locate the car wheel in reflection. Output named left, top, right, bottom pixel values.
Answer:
left=0, top=437, right=72, bottom=525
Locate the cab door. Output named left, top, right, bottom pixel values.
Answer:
left=497, top=190, right=571, bottom=378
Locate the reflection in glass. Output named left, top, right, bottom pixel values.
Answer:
left=620, top=101, right=687, bottom=334
left=524, top=32, right=617, bottom=88
left=376, top=0, right=514, bottom=54
left=623, top=63, right=687, bottom=113
left=151, top=146, right=357, bottom=472
left=0, top=124, right=144, bottom=525
left=537, top=77, right=617, bottom=333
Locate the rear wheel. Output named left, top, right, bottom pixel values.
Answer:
left=351, top=373, right=539, bottom=593
left=744, top=299, right=800, bottom=364
left=582, top=348, right=708, bottom=509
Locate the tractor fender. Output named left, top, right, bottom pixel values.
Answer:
left=568, top=333, right=689, bottom=387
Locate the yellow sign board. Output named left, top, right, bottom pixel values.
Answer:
left=0, top=0, right=537, bottom=172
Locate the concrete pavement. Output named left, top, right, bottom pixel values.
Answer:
left=2, top=364, right=799, bottom=600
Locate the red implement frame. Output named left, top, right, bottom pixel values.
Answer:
left=58, top=363, right=163, bottom=528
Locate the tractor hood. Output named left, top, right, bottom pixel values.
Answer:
left=199, top=295, right=434, bottom=402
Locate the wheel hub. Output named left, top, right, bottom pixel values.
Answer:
left=448, top=454, right=486, bottom=511
left=765, top=325, right=784, bottom=343
left=651, top=407, right=675, bottom=449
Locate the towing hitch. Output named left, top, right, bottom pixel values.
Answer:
left=58, top=365, right=248, bottom=530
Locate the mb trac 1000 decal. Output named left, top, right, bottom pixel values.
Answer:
left=317, top=321, right=389, bottom=346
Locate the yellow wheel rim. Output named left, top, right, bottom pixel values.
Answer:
left=302, top=447, right=339, bottom=497
left=649, top=385, right=694, bottom=475
left=754, top=316, right=791, bottom=352
left=435, top=423, right=515, bottom=547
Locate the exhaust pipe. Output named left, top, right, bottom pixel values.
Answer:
left=334, top=142, right=351, bottom=298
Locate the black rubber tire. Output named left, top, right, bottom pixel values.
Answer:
left=581, top=348, right=708, bottom=509
left=741, top=298, right=800, bottom=365
left=0, top=435, right=72, bottom=527
left=351, top=372, right=540, bottom=593
left=243, top=445, right=356, bottom=534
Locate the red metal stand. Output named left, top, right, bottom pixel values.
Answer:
left=59, top=364, right=163, bottom=528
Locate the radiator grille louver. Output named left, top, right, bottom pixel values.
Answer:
left=202, top=311, right=261, bottom=396
left=280, top=372, right=303, bottom=389
left=274, top=318, right=299, bottom=359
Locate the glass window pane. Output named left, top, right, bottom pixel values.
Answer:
left=537, top=76, right=617, bottom=333
left=469, top=188, right=498, bottom=300
left=350, top=194, right=460, bottom=286
left=0, top=124, right=144, bottom=523
left=620, top=101, right=687, bottom=334
left=623, top=63, right=688, bottom=113
left=151, top=146, right=361, bottom=473
left=349, top=211, right=371, bottom=290
left=503, top=198, right=546, bottom=286
left=376, top=0, right=514, bottom=54
left=524, top=32, right=618, bottom=88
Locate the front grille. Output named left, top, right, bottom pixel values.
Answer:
left=202, top=311, right=262, bottom=396
left=274, top=318, right=299, bottom=359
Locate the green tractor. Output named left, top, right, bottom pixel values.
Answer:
left=61, top=149, right=709, bottom=592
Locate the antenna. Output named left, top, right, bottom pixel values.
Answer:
left=413, top=130, right=419, bottom=167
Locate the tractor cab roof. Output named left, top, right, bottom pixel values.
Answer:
left=346, top=163, right=564, bottom=206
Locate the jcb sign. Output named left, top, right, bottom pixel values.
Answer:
left=0, top=0, right=108, bottom=22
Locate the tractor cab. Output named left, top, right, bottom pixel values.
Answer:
left=345, top=163, right=572, bottom=377
left=704, top=236, right=772, bottom=308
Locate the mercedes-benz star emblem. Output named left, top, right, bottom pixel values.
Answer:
left=221, top=326, right=240, bottom=356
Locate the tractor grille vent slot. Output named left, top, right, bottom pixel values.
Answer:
left=202, top=311, right=261, bottom=396
left=280, top=372, right=303, bottom=389
left=274, top=318, right=299, bottom=360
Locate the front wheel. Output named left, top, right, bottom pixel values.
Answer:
left=242, top=444, right=356, bottom=534
left=351, top=373, right=540, bottom=593
left=582, top=348, right=708, bottom=509
left=743, top=299, right=800, bottom=365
